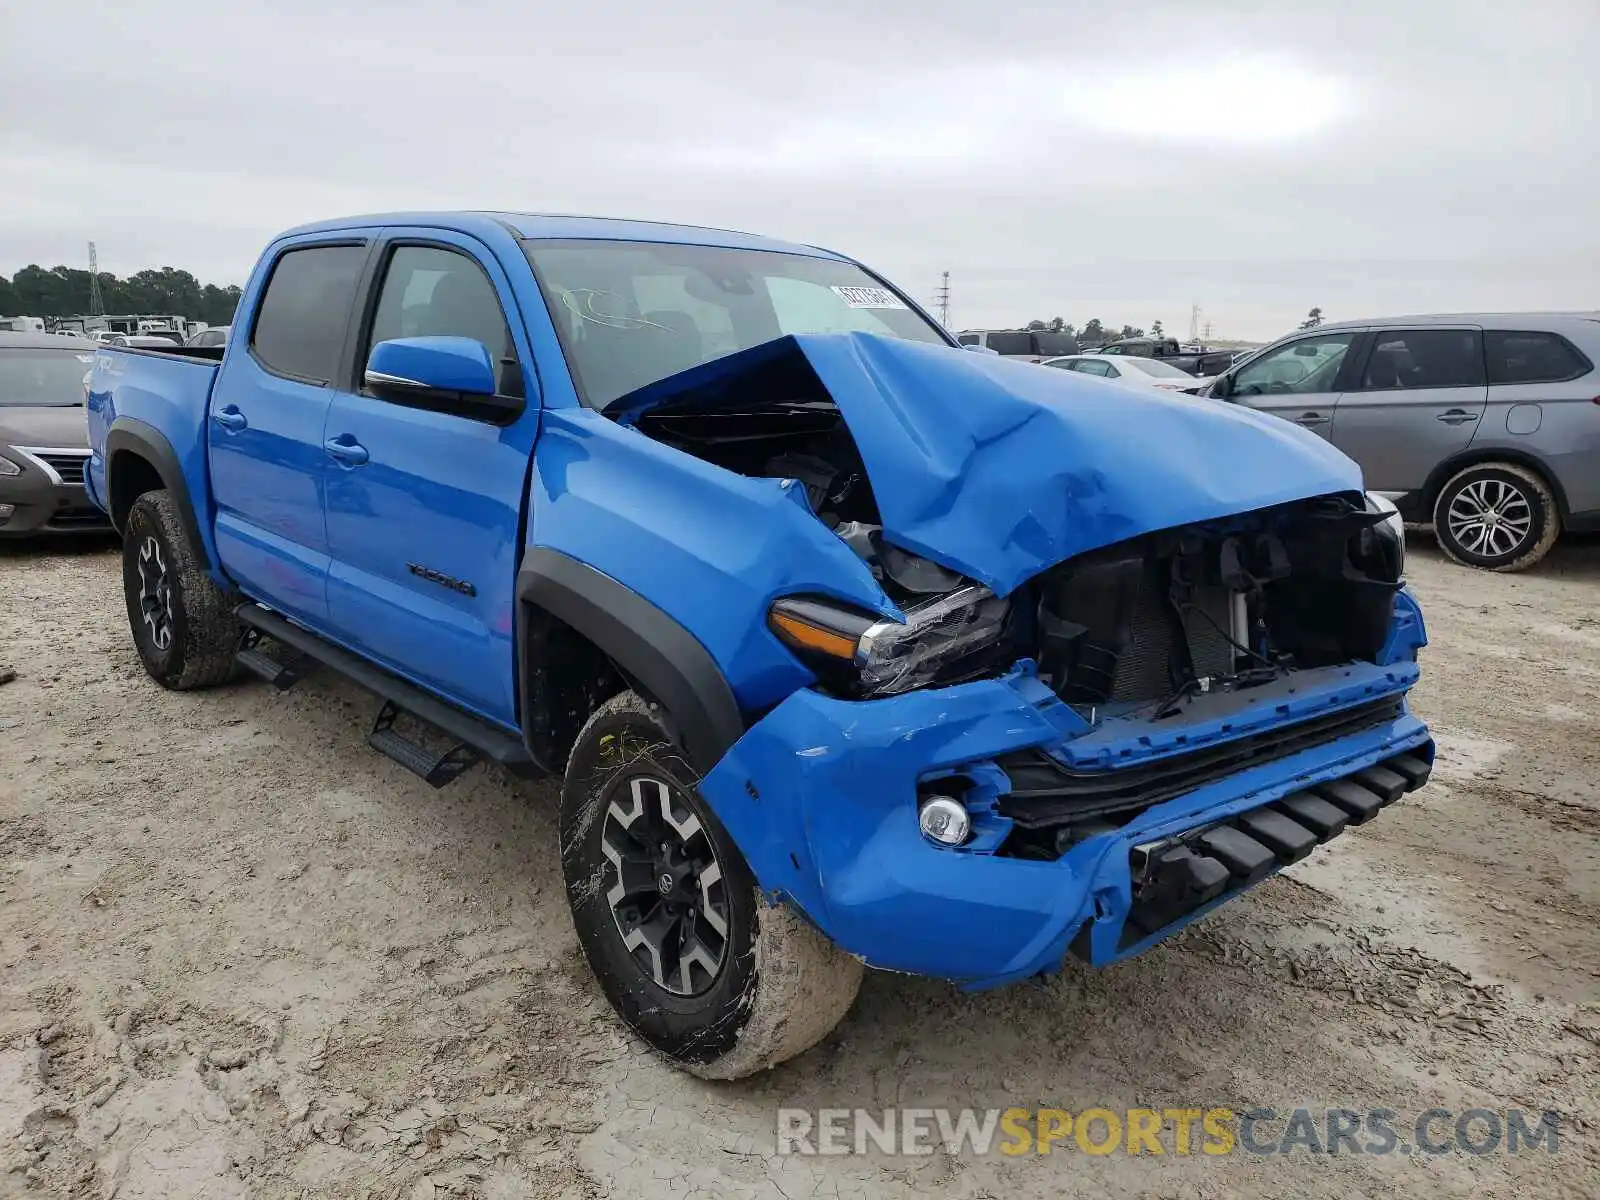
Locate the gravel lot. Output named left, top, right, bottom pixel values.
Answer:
left=2, top=534, right=1597, bottom=1199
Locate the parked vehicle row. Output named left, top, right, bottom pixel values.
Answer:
left=1041, top=352, right=1214, bottom=394
left=0, top=331, right=111, bottom=536
left=85, top=210, right=1432, bottom=1080
left=1209, top=313, right=1600, bottom=570
left=956, top=327, right=1080, bottom=362
left=1096, top=336, right=1236, bottom=378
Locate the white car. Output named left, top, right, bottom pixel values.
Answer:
left=1042, top=353, right=1214, bottom=394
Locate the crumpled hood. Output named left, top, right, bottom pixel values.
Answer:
left=613, top=332, right=1363, bottom=596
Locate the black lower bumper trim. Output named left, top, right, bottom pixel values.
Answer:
left=1110, top=743, right=1433, bottom=951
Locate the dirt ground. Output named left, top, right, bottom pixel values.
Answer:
left=2, top=533, right=1597, bottom=1199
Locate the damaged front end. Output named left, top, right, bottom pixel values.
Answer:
left=613, top=332, right=1433, bottom=985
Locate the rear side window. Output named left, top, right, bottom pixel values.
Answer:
left=1034, top=331, right=1078, bottom=356
left=251, top=244, right=366, bottom=383
left=985, top=331, right=1032, bottom=355
left=1485, top=330, right=1591, bottom=384
left=1360, top=329, right=1484, bottom=390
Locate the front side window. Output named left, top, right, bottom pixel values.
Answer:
left=366, top=246, right=515, bottom=393
left=251, top=244, right=366, bottom=383
left=524, top=239, right=946, bottom=409
left=0, top=348, right=96, bottom=407
left=1232, top=333, right=1356, bottom=396
left=1359, top=329, right=1484, bottom=391
left=1485, top=330, right=1590, bottom=384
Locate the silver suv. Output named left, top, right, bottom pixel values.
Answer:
left=1209, top=313, right=1600, bottom=570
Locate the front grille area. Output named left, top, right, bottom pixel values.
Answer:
left=996, top=695, right=1405, bottom=830
left=37, top=452, right=88, bottom=487
left=47, top=507, right=110, bottom=530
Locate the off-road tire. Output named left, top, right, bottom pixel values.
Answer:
left=121, top=490, right=240, bottom=689
left=1432, top=462, right=1560, bottom=572
left=560, top=690, right=863, bottom=1079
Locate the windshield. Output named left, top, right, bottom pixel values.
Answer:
left=1125, top=356, right=1193, bottom=379
left=0, top=348, right=95, bottom=407
left=523, top=239, right=948, bottom=409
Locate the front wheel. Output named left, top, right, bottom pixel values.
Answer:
left=560, top=690, right=863, bottom=1079
left=1432, top=462, right=1560, bottom=572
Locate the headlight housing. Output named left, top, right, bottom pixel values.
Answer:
left=0, top=455, right=21, bottom=478
left=1364, top=492, right=1406, bottom=577
left=770, top=585, right=1012, bottom=697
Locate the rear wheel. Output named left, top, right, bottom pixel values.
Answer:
left=560, top=690, right=862, bottom=1079
left=121, top=490, right=240, bottom=689
left=1432, top=462, right=1559, bottom=572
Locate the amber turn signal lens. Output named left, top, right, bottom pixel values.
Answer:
left=769, top=610, right=861, bottom=660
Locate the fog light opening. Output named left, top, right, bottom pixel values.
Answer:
left=918, top=794, right=972, bottom=847
left=0, top=503, right=15, bottom=526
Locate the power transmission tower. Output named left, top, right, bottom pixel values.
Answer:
left=88, top=242, right=105, bottom=316
left=1187, top=302, right=1200, bottom=344
left=934, top=271, right=950, bottom=327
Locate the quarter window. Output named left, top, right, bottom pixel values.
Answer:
left=251, top=244, right=366, bottom=383
left=1485, top=330, right=1590, bottom=384
left=984, top=331, right=1033, bottom=356
left=1359, top=329, right=1484, bottom=390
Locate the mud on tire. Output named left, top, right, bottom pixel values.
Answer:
left=121, top=489, right=241, bottom=689
left=1431, top=461, right=1560, bottom=572
left=560, top=690, right=863, bottom=1079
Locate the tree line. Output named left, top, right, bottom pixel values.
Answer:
left=1019, top=308, right=1323, bottom=345
left=0, top=264, right=242, bottom=326
left=1021, top=317, right=1163, bottom=346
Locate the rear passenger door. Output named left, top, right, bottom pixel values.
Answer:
left=320, top=231, right=539, bottom=727
left=208, top=238, right=368, bottom=626
left=1329, top=328, right=1487, bottom=492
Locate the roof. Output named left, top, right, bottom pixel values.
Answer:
left=1316, top=311, right=1600, bottom=331
left=279, top=211, right=842, bottom=259
left=0, top=331, right=95, bottom=349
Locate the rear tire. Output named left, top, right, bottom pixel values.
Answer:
left=121, top=490, right=240, bottom=689
left=1431, top=462, right=1559, bottom=572
left=560, top=690, right=862, bottom=1079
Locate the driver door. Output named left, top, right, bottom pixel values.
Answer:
left=1224, top=331, right=1365, bottom=441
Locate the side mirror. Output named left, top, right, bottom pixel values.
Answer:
left=365, top=336, right=523, bottom=421
left=1210, top=374, right=1233, bottom=399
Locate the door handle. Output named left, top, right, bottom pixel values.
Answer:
left=323, top=436, right=369, bottom=466
left=212, top=406, right=247, bottom=431
left=1293, top=411, right=1330, bottom=426
left=1436, top=409, right=1480, bottom=425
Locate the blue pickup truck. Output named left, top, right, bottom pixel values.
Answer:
left=85, top=212, right=1433, bottom=1079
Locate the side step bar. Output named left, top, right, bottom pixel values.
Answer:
left=233, top=603, right=541, bottom=785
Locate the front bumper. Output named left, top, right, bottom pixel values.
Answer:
left=0, top=451, right=111, bottom=536
left=699, top=592, right=1431, bottom=989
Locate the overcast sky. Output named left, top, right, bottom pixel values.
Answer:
left=3, top=0, right=1596, bottom=341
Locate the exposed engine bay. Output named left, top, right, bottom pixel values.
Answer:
left=632, top=393, right=1406, bottom=713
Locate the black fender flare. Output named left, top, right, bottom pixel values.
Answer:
left=516, top=548, right=745, bottom=773
left=104, top=418, right=212, bottom=569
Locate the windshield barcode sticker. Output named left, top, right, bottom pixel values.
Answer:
left=831, top=286, right=908, bottom=310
